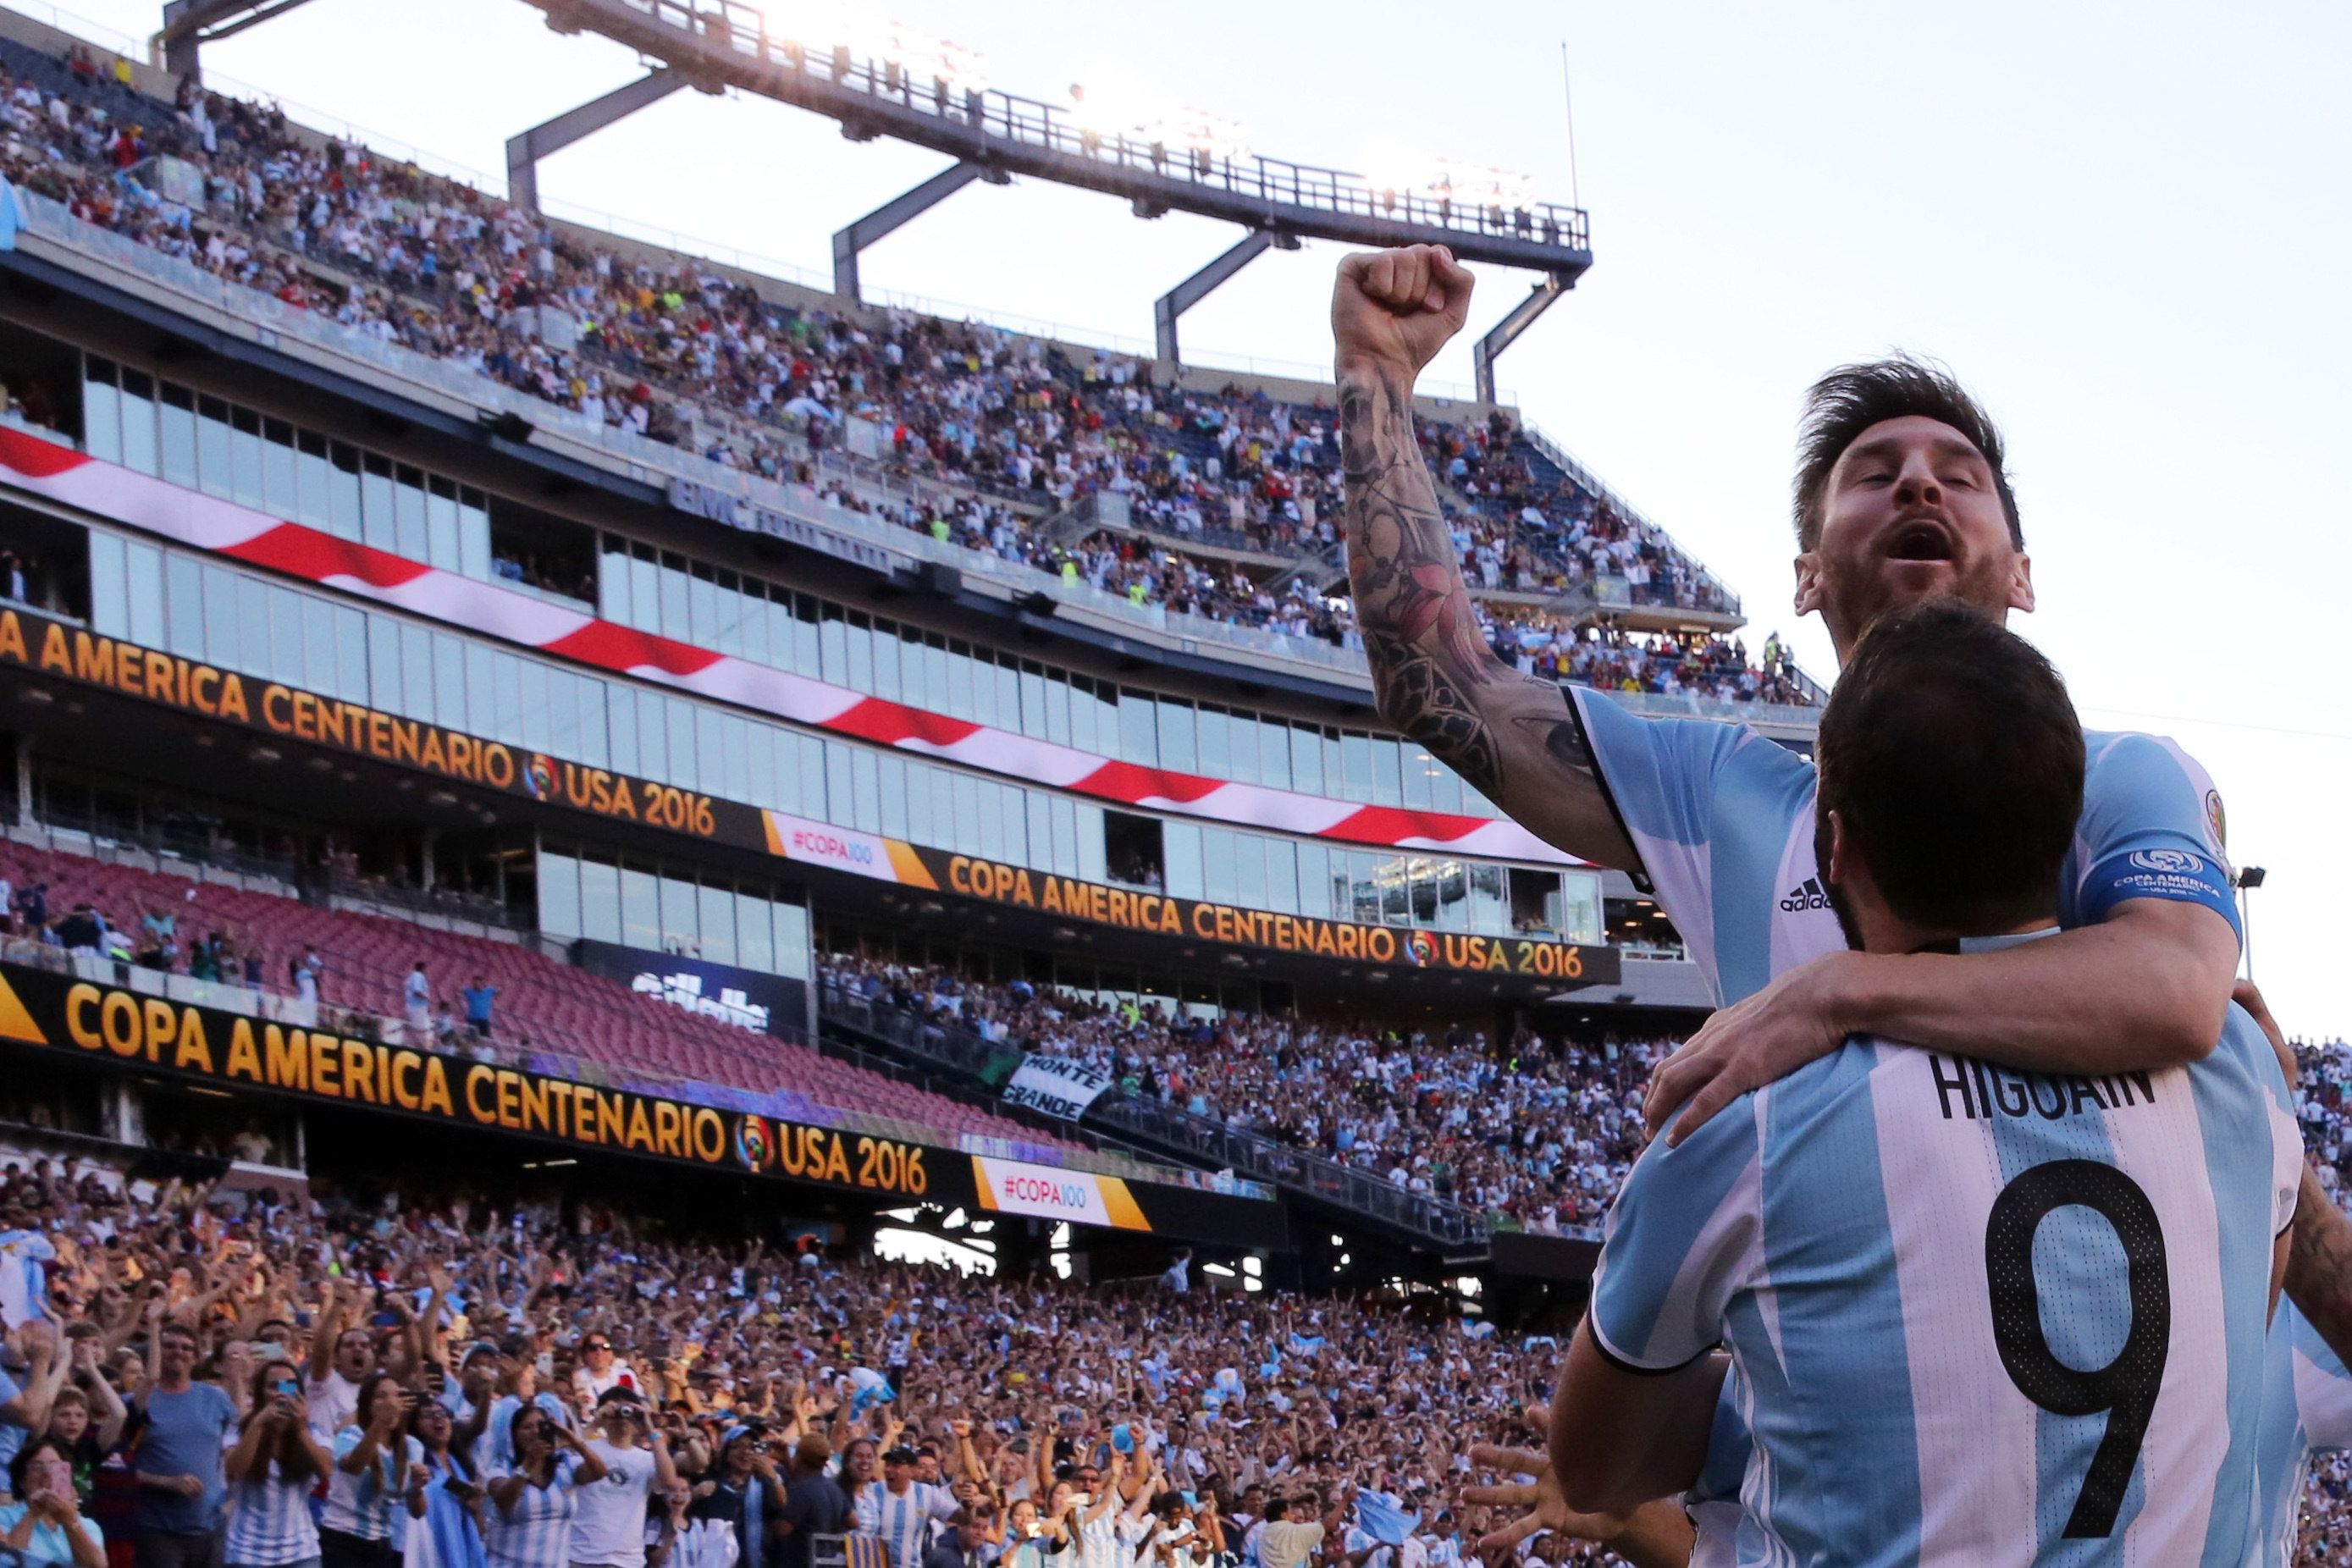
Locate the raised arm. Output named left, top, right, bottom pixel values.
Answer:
left=1332, top=246, right=1634, bottom=870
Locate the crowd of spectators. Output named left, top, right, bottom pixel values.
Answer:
left=0, top=47, right=1794, bottom=706
left=820, top=955, right=1656, bottom=1237
left=0, top=1159, right=1653, bottom=1568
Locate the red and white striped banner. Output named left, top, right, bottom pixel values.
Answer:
left=0, top=428, right=1581, bottom=866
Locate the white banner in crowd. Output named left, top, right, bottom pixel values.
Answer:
left=1001, top=1055, right=1114, bottom=1120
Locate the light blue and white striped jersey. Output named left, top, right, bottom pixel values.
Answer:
left=484, top=1394, right=574, bottom=1476
left=487, top=1452, right=584, bottom=1568
left=1589, top=932, right=2301, bottom=1568
left=2254, top=1301, right=2352, bottom=1567
left=324, top=1427, right=422, bottom=1545
left=854, top=1481, right=958, bottom=1568
left=1565, top=689, right=2240, bottom=1008
left=223, top=1459, right=324, bottom=1566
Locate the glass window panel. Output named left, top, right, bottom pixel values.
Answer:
left=1430, top=765, right=1463, bottom=817
left=1076, top=803, right=1107, bottom=882
left=461, top=494, right=490, bottom=585
left=1234, top=834, right=1267, bottom=910
left=773, top=902, right=811, bottom=981
left=763, top=597, right=793, bottom=671
left=264, top=582, right=304, bottom=684
left=576, top=678, right=609, bottom=769
left=848, top=748, right=881, bottom=835
left=897, top=627, right=925, bottom=706
left=1351, top=852, right=1383, bottom=925
left=232, top=575, right=274, bottom=674
left=464, top=642, right=500, bottom=742
left=366, top=614, right=402, bottom=711
left=400, top=622, right=435, bottom=721
left=608, top=684, right=641, bottom=776
left=262, top=420, right=297, bottom=516
left=734, top=588, right=765, bottom=665
left=688, top=570, right=718, bottom=649
left=798, top=733, right=829, bottom=819
left=1020, top=669, right=1049, bottom=739
left=899, top=758, right=930, bottom=843
left=819, top=610, right=849, bottom=687
left=160, top=384, right=198, bottom=489
left=946, top=648, right=974, bottom=721
left=1201, top=831, right=1237, bottom=905
left=952, top=773, right=982, bottom=851
left=579, top=857, right=621, bottom=944
left=119, top=371, right=158, bottom=476
left=878, top=754, right=908, bottom=838
left=869, top=621, right=898, bottom=700
left=164, top=552, right=205, bottom=658
left=749, top=721, right=777, bottom=809
left=394, top=467, right=429, bottom=561
left=1163, top=821, right=1203, bottom=898
left=425, top=481, right=461, bottom=573
left=433, top=633, right=468, bottom=732
left=1434, top=861, right=1470, bottom=931
left=1267, top=840, right=1299, bottom=914
left=1372, top=739, right=1404, bottom=806
left=229, top=407, right=264, bottom=508
left=301, top=595, right=340, bottom=693
left=1402, top=745, right=1434, bottom=810
left=82, top=363, right=121, bottom=464
left=1158, top=700, right=1197, bottom=772
left=722, top=714, right=752, bottom=802
left=334, top=606, right=367, bottom=704
left=923, top=640, right=948, bottom=711
left=1296, top=842, right=1330, bottom=919
left=1260, top=720, right=1291, bottom=792
left=1326, top=733, right=1348, bottom=800
left=620, top=865, right=660, bottom=952
left=87, top=530, right=127, bottom=635
left=698, top=883, right=737, bottom=969
left=1051, top=797, right=1079, bottom=878
left=296, top=433, right=333, bottom=530
left=694, top=705, right=726, bottom=793
left=1227, top=715, right=1260, bottom=786
left=845, top=618, right=874, bottom=693
left=491, top=653, right=524, bottom=745
left=1046, top=676, right=1072, bottom=747
left=664, top=698, right=696, bottom=788
left=736, top=891, right=774, bottom=974
left=997, top=662, right=1020, bottom=732
left=1196, top=708, right=1229, bottom=780
left=825, top=742, right=856, bottom=828
left=794, top=602, right=823, bottom=676
left=973, top=781, right=1003, bottom=861
left=516, top=660, right=550, bottom=751
left=200, top=565, right=240, bottom=667
left=1020, top=799, right=1048, bottom=870
left=328, top=444, right=362, bottom=541
left=361, top=456, right=397, bottom=554
left=538, top=851, right=581, bottom=939
left=547, top=671, right=581, bottom=759
left=599, top=540, right=632, bottom=625
left=1117, top=693, right=1156, bottom=765
left=194, top=395, right=232, bottom=498
left=659, top=875, right=699, bottom=956
left=631, top=555, right=661, bottom=634
left=659, top=560, right=690, bottom=640
left=125, top=541, right=165, bottom=648
left=1340, top=733, right=1373, bottom=802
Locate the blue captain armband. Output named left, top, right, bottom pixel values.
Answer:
left=2078, top=846, right=2241, bottom=936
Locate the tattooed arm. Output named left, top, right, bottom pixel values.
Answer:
left=1332, top=245, right=1635, bottom=868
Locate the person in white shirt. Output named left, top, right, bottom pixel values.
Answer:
left=566, top=1389, right=676, bottom=1568
left=404, top=963, right=432, bottom=1033
left=571, top=1339, right=638, bottom=1405
left=855, top=1447, right=959, bottom=1568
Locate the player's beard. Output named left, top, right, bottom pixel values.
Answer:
left=1818, top=546, right=2019, bottom=649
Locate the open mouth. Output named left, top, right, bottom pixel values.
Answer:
left=1884, top=518, right=1957, bottom=563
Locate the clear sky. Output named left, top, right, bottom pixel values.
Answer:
left=36, top=0, right=2350, bottom=1035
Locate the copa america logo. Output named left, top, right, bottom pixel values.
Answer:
left=2128, top=848, right=2203, bottom=875
left=525, top=754, right=559, bottom=802
left=734, top=1114, right=770, bottom=1170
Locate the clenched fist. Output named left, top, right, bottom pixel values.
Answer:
left=1332, top=244, right=1474, bottom=378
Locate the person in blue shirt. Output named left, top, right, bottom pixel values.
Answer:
left=130, top=1322, right=239, bottom=1568
left=1544, top=603, right=2300, bottom=1565
left=4, top=1436, right=107, bottom=1568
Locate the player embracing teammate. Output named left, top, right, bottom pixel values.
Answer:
left=1333, top=244, right=2352, bottom=1565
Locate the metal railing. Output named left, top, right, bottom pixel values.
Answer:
left=817, top=978, right=1496, bottom=1245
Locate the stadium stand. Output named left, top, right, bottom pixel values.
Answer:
left=0, top=41, right=1815, bottom=713
left=0, top=836, right=1092, bottom=1159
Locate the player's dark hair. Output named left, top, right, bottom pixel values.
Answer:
left=1814, top=599, right=2080, bottom=936
left=1793, top=354, right=2023, bottom=550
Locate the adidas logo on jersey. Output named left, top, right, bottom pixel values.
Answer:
left=1780, top=875, right=1833, bottom=913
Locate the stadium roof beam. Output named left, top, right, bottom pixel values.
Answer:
left=505, top=68, right=697, bottom=217
left=1471, top=273, right=1571, bottom=406
left=831, top=161, right=1008, bottom=304
left=1154, top=229, right=1299, bottom=367
left=154, top=0, right=318, bottom=80
left=514, top=0, right=1594, bottom=377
